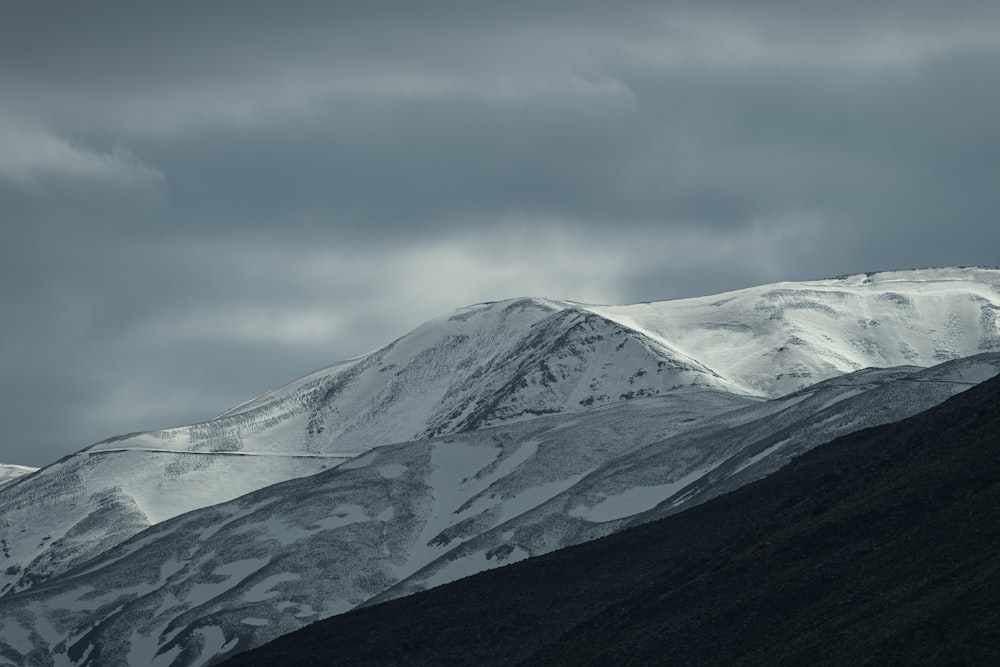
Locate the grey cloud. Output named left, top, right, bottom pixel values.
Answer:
left=2, top=2, right=1000, bottom=467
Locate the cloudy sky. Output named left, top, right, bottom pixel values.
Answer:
left=2, top=1, right=999, bottom=467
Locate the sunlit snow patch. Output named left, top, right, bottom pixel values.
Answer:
left=569, top=464, right=720, bottom=522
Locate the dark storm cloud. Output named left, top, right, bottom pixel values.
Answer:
left=2, top=1, right=1000, bottom=466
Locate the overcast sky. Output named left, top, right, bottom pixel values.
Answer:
left=2, top=2, right=999, bottom=467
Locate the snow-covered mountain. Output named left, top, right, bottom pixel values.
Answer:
left=2, top=268, right=999, bottom=595
left=0, top=295, right=734, bottom=596
left=0, top=354, right=997, bottom=666
left=1, top=267, right=999, bottom=665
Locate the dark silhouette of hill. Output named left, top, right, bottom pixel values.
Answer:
left=220, top=373, right=1000, bottom=666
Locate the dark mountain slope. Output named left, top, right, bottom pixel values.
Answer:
left=221, top=372, right=1000, bottom=666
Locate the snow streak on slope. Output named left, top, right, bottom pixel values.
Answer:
left=2, top=354, right=996, bottom=666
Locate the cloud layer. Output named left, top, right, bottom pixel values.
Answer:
left=3, top=1, right=1000, bottom=466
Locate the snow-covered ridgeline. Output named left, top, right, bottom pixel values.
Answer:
left=580, top=267, right=1000, bottom=396
left=80, top=267, right=1000, bottom=461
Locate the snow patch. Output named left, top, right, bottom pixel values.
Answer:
left=338, top=452, right=377, bottom=470
left=243, top=573, right=301, bottom=603
left=190, top=626, right=238, bottom=667
left=569, top=465, right=719, bottom=522
left=730, top=439, right=791, bottom=476
left=186, top=558, right=269, bottom=607
left=426, top=545, right=531, bottom=589
left=497, top=471, right=593, bottom=524
left=127, top=631, right=182, bottom=667
left=377, top=463, right=408, bottom=479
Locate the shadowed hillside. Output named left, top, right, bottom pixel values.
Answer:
left=221, top=372, right=1000, bottom=666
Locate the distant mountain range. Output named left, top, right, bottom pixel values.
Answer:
left=1, top=267, right=998, bottom=665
